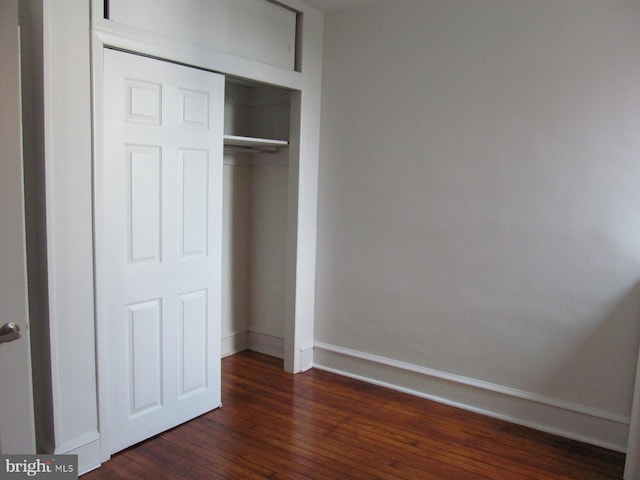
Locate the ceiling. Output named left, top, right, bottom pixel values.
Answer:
left=302, top=0, right=390, bottom=13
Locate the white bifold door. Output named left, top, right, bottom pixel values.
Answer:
left=101, top=49, right=224, bottom=454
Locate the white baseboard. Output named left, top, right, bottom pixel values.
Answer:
left=222, top=331, right=249, bottom=358
left=248, top=331, right=284, bottom=359
left=222, top=330, right=285, bottom=359
left=300, top=343, right=314, bottom=372
left=54, top=432, right=101, bottom=475
left=314, top=342, right=630, bottom=453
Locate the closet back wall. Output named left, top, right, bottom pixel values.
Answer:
left=222, top=154, right=289, bottom=358
left=222, top=160, right=251, bottom=354
left=314, top=0, right=640, bottom=451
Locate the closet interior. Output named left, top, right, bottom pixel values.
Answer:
left=222, top=77, right=293, bottom=359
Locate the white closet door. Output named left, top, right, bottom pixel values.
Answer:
left=102, top=49, right=224, bottom=454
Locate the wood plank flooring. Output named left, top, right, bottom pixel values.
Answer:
left=83, top=351, right=625, bottom=479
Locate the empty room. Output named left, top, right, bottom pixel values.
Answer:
left=2, top=0, right=640, bottom=478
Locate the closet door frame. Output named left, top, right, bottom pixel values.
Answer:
left=91, top=0, right=322, bottom=463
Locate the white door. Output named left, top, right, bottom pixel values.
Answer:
left=0, top=0, right=37, bottom=454
left=100, top=49, right=224, bottom=454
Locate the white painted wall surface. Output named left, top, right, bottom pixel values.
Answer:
left=109, top=0, right=297, bottom=70
left=222, top=160, right=251, bottom=356
left=41, top=0, right=100, bottom=470
left=222, top=153, right=289, bottom=359
left=250, top=160, right=289, bottom=343
left=315, top=0, right=640, bottom=450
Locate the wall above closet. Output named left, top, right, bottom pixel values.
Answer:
left=107, top=0, right=298, bottom=71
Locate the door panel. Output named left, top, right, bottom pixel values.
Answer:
left=128, top=145, right=162, bottom=262
left=0, top=0, right=36, bottom=454
left=102, top=49, right=224, bottom=454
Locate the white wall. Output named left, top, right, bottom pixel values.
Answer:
left=221, top=155, right=289, bottom=358
left=109, top=0, right=297, bottom=71
left=249, top=158, right=289, bottom=348
left=40, top=0, right=100, bottom=469
left=221, top=160, right=251, bottom=355
left=315, top=0, right=640, bottom=450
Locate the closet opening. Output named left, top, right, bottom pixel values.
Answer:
left=222, top=77, right=295, bottom=366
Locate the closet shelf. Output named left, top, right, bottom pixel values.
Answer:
left=224, top=135, right=289, bottom=150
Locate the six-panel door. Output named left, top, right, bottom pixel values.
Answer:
left=102, top=49, right=224, bottom=454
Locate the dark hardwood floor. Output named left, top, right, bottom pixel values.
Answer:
left=84, top=351, right=625, bottom=479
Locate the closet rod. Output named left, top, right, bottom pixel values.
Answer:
left=224, top=145, right=280, bottom=154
